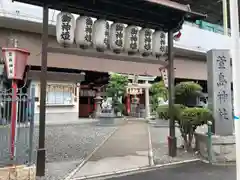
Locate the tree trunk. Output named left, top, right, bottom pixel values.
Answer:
left=182, top=134, right=188, bottom=151
left=187, top=133, right=194, bottom=151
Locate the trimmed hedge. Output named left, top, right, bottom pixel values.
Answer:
left=157, top=104, right=186, bottom=120
left=179, top=107, right=213, bottom=127
left=178, top=107, right=213, bottom=150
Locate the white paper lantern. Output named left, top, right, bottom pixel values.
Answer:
left=56, top=12, right=75, bottom=46
left=139, top=28, right=153, bottom=56
left=124, top=25, right=139, bottom=53
left=75, top=16, right=94, bottom=48
left=92, top=19, right=110, bottom=51
left=152, top=31, right=167, bottom=57
left=109, top=23, right=125, bottom=53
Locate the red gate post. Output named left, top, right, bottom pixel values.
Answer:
left=2, top=46, right=30, bottom=160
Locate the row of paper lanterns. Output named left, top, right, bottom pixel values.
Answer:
left=56, top=12, right=168, bottom=57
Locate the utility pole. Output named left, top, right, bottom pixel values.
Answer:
left=229, top=0, right=240, bottom=180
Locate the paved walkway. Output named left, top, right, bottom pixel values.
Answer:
left=71, top=121, right=150, bottom=179
left=109, top=161, right=236, bottom=180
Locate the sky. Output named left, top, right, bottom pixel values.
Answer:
left=0, top=0, right=62, bottom=24
left=0, top=0, right=111, bottom=24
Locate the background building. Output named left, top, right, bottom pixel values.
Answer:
left=0, top=5, right=233, bottom=120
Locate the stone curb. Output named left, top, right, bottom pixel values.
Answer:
left=63, top=127, right=120, bottom=180
left=71, top=159, right=201, bottom=180
left=201, top=159, right=236, bottom=166
left=147, top=125, right=154, bottom=166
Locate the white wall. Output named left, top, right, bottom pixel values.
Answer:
left=175, top=24, right=233, bottom=52
left=30, top=80, right=80, bottom=122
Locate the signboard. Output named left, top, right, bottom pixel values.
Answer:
left=160, top=68, right=168, bottom=88
left=127, top=87, right=143, bottom=95
left=80, top=89, right=96, bottom=97
left=207, top=49, right=233, bottom=135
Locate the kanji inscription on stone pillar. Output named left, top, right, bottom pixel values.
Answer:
left=207, top=49, right=233, bottom=135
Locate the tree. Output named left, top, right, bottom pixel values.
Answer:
left=175, top=81, right=203, bottom=107
left=156, top=81, right=213, bottom=151
left=150, top=81, right=168, bottom=112
left=178, top=107, right=213, bottom=151
left=173, top=81, right=213, bottom=151
left=106, top=73, right=129, bottom=115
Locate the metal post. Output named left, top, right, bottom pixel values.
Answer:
left=222, top=0, right=228, bottom=35
left=10, top=80, right=17, bottom=160
left=36, top=4, right=48, bottom=177
left=28, top=84, right=35, bottom=165
left=207, top=121, right=212, bottom=163
left=10, top=38, right=19, bottom=161
left=167, top=30, right=177, bottom=157
left=229, top=0, right=240, bottom=179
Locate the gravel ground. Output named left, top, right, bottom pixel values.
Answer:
left=149, top=122, right=208, bottom=164
left=36, top=123, right=117, bottom=180
left=0, top=121, right=117, bottom=180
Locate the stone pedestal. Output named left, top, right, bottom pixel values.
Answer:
left=94, top=94, right=103, bottom=118
left=195, top=132, right=235, bottom=163
left=0, top=165, right=36, bottom=180
left=145, top=86, right=150, bottom=119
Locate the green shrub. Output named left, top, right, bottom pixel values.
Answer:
left=150, top=81, right=168, bottom=111
left=175, top=81, right=203, bottom=107
left=178, top=107, right=213, bottom=150
left=157, top=104, right=186, bottom=121
left=179, top=107, right=213, bottom=127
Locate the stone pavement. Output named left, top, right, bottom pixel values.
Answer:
left=70, top=121, right=150, bottom=179
left=109, top=161, right=236, bottom=180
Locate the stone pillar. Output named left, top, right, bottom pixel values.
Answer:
left=94, top=91, right=103, bottom=118
left=75, top=83, right=80, bottom=118
left=145, top=81, right=150, bottom=119
left=207, top=49, right=233, bottom=135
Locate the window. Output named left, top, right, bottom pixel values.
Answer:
left=45, top=84, right=74, bottom=105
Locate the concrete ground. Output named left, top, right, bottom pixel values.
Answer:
left=108, top=161, right=236, bottom=180
left=34, top=118, right=98, bottom=126
left=71, top=121, right=150, bottom=179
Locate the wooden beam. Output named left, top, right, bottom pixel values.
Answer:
left=47, top=47, right=168, bottom=66
left=28, top=70, right=85, bottom=82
